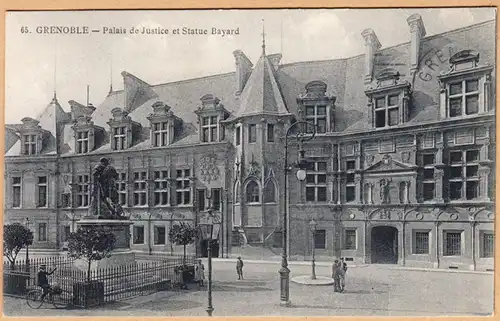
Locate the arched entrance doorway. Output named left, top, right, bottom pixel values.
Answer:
left=371, top=226, right=398, bottom=264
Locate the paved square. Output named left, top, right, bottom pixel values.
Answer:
left=3, top=261, right=493, bottom=316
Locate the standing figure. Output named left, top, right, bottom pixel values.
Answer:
left=90, top=157, right=125, bottom=219
left=339, top=257, right=348, bottom=292
left=332, top=260, right=342, bottom=292
left=195, top=259, right=205, bottom=288
left=379, top=178, right=392, bottom=204
left=236, top=256, right=244, bottom=280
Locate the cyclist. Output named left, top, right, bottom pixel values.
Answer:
left=37, top=265, right=57, bottom=300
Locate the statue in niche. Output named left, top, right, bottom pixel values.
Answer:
left=89, top=157, right=126, bottom=219
left=379, top=178, right=392, bottom=204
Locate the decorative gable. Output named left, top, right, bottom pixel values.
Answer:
left=146, top=101, right=182, bottom=147
left=195, top=94, right=229, bottom=143
left=18, top=117, right=45, bottom=155
left=107, top=107, right=142, bottom=150
left=438, top=50, right=494, bottom=119
left=296, top=81, right=337, bottom=133
left=365, top=154, right=416, bottom=173
left=69, top=100, right=105, bottom=154
left=365, top=69, right=412, bottom=129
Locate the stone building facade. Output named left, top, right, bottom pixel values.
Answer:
left=4, top=15, right=495, bottom=270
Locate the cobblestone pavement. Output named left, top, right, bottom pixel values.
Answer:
left=3, top=261, right=493, bottom=317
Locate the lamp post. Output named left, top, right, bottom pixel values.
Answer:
left=280, top=120, right=316, bottom=306
left=25, top=217, right=30, bottom=271
left=200, top=195, right=220, bottom=317
left=309, top=219, right=317, bottom=280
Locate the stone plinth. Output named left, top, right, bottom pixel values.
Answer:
left=74, top=219, right=135, bottom=272
left=291, top=275, right=335, bottom=286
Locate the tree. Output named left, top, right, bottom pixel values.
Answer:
left=168, top=222, right=197, bottom=266
left=67, top=226, right=116, bottom=282
left=3, top=223, right=33, bottom=267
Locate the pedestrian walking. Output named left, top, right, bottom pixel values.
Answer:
left=339, top=257, right=348, bottom=292
left=195, top=259, right=205, bottom=288
left=236, top=256, right=244, bottom=280
left=332, top=260, right=342, bottom=292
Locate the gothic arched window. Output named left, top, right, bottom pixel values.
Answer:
left=264, top=180, right=277, bottom=203
left=246, top=180, right=260, bottom=203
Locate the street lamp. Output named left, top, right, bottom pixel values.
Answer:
left=199, top=201, right=221, bottom=317
left=309, top=219, right=317, bottom=280
left=280, top=120, right=316, bottom=306
left=24, top=217, right=30, bottom=271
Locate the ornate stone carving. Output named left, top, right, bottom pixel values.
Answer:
left=449, top=213, right=459, bottom=221
left=379, top=178, right=392, bottom=204
left=379, top=209, right=391, bottom=220
left=365, top=154, right=374, bottom=166
left=401, top=151, right=411, bottom=163
left=200, top=153, right=220, bottom=183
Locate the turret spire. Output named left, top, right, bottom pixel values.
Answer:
left=261, top=18, right=266, bottom=55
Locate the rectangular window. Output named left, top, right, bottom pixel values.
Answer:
left=133, top=226, right=145, bottom=244
left=421, top=153, right=435, bottom=201
left=305, top=105, right=328, bottom=133
left=116, top=172, right=127, bottom=206
left=314, top=229, right=326, bottom=249
left=76, top=174, right=90, bottom=207
left=344, top=229, right=357, bottom=250
left=448, top=79, right=479, bottom=118
left=12, top=177, right=21, bottom=208
left=374, top=94, right=399, bottom=128
left=346, top=160, right=355, bottom=171
left=133, top=171, right=147, bottom=206
left=201, top=116, right=218, bottom=142
left=76, top=131, right=89, bottom=153
left=176, top=169, right=191, bottom=205
left=346, top=186, right=355, bottom=202
left=481, top=232, right=494, bottom=258
left=267, top=123, right=275, bottom=142
left=112, top=126, right=127, bottom=150
left=154, top=226, right=166, bottom=245
left=36, top=176, right=48, bottom=208
left=423, top=153, right=435, bottom=166
left=153, top=170, right=169, bottom=206
left=414, top=231, right=429, bottom=254
left=152, top=122, right=169, bottom=147
left=444, top=231, right=462, bottom=256
left=448, top=149, right=480, bottom=201
left=197, top=189, right=206, bottom=211
left=211, top=188, right=221, bottom=210
left=248, top=124, right=257, bottom=143
left=38, top=223, right=47, bottom=242
left=23, top=134, right=37, bottom=155
left=62, top=226, right=71, bottom=242
left=235, top=126, right=241, bottom=146
left=306, top=161, right=327, bottom=202
left=62, top=193, right=71, bottom=208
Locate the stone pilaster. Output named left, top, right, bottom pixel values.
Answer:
left=434, top=168, right=445, bottom=203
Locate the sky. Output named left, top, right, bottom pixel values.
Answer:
left=5, top=8, right=496, bottom=124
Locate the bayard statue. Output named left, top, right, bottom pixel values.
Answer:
left=89, top=157, right=127, bottom=219
left=379, top=178, right=392, bottom=205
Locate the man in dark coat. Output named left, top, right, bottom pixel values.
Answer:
left=332, top=260, right=342, bottom=292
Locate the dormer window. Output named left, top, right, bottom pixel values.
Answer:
left=76, top=131, right=89, bottom=153
left=112, top=126, right=126, bottom=150
left=438, top=50, right=493, bottom=119
left=152, top=122, right=169, bottom=147
left=108, top=107, right=142, bottom=151
left=23, top=135, right=37, bottom=155
left=365, top=69, right=411, bottom=129
left=147, top=101, right=181, bottom=147
left=202, top=116, right=218, bottom=142
left=195, top=94, right=229, bottom=143
left=297, top=81, right=336, bottom=133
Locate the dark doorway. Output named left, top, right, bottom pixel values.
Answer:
left=371, top=226, right=398, bottom=264
left=200, top=240, right=220, bottom=258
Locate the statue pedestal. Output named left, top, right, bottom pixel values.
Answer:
left=74, top=219, right=135, bottom=272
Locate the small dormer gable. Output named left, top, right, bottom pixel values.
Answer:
left=296, top=81, right=337, bottom=133
left=18, top=117, right=45, bottom=156
left=195, top=94, right=229, bottom=143
left=107, top=107, right=142, bottom=150
left=147, top=101, right=181, bottom=147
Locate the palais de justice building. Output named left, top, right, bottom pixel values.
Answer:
left=4, top=15, right=495, bottom=270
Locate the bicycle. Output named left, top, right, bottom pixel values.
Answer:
left=26, top=287, right=71, bottom=309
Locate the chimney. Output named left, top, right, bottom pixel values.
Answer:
left=233, top=50, right=253, bottom=96
left=361, top=29, right=382, bottom=84
left=407, top=14, right=427, bottom=74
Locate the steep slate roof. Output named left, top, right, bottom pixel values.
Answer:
left=5, top=19, right=496, bottom=156
left=230, top=52, right=290, bottom=119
